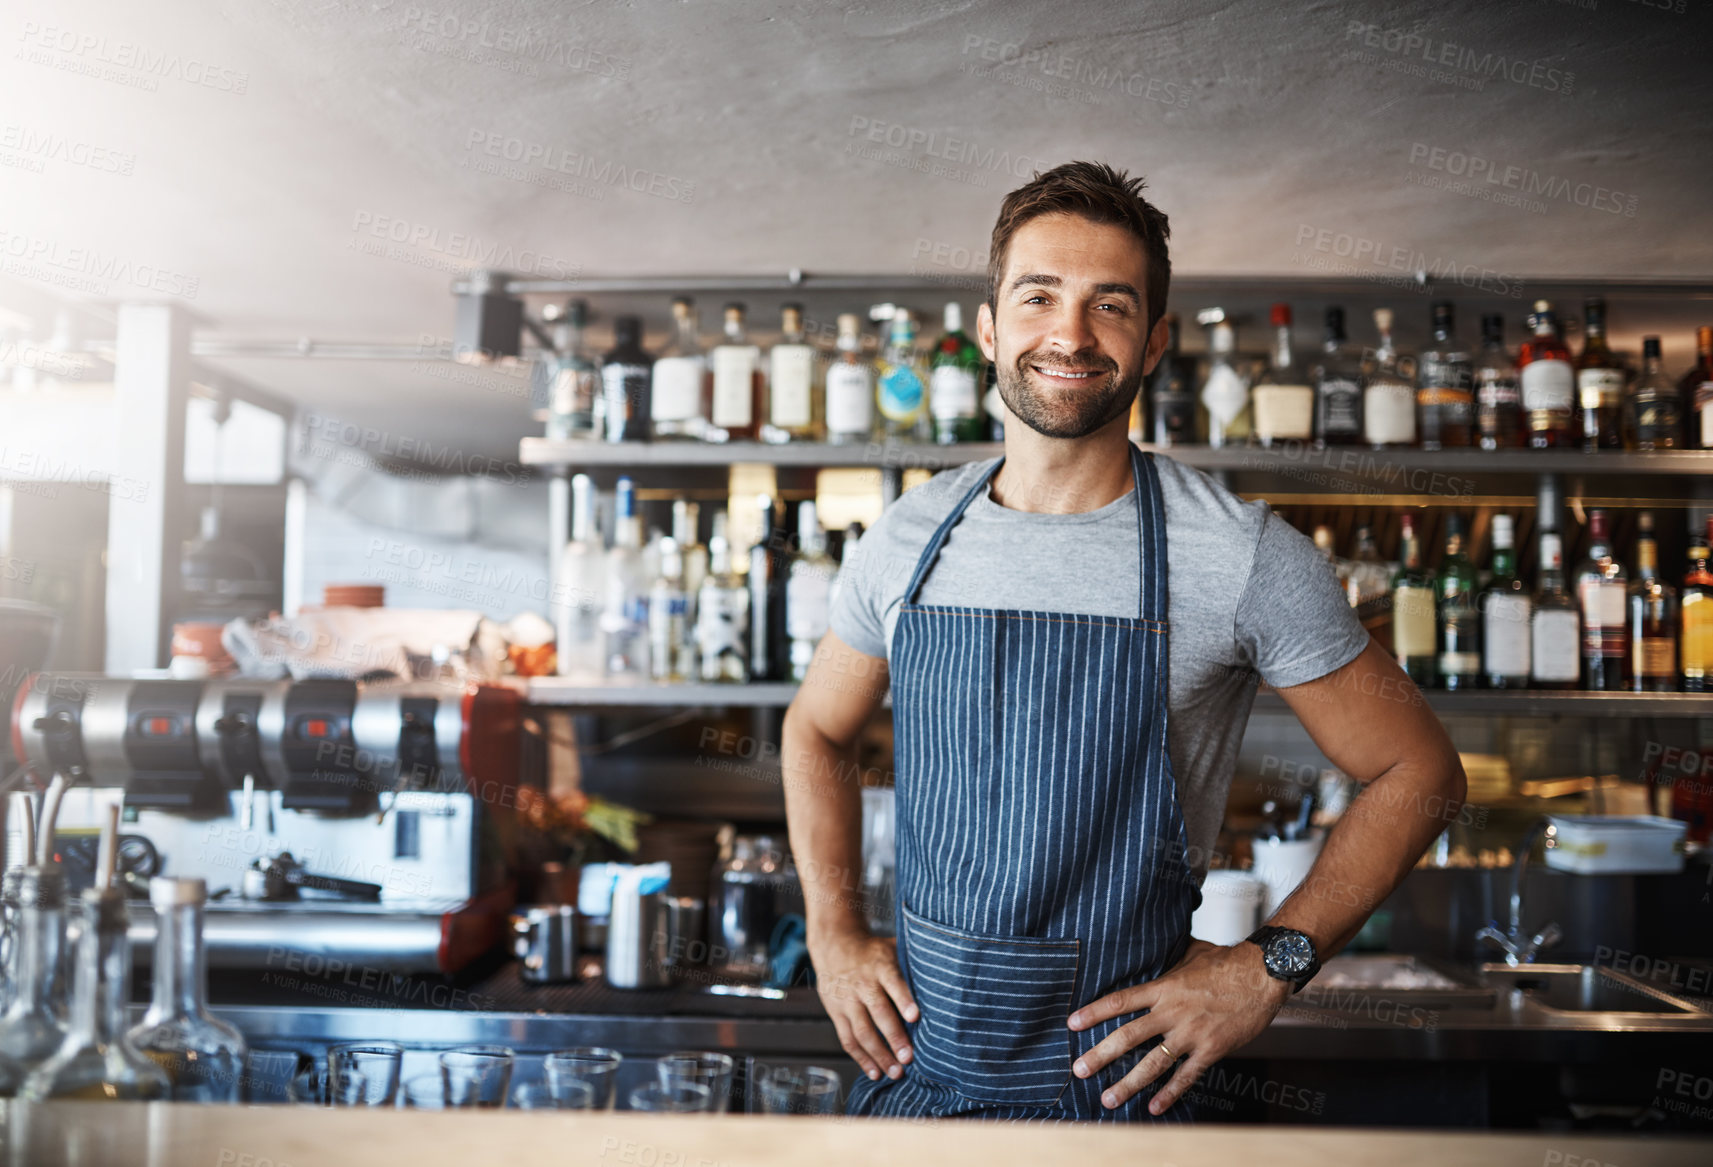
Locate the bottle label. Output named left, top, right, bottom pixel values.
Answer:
left=1635, top=396, right=1681, bottom=446
left=929, top=365, right=979, bottom=420
left=879, top=365, right=925, bottom=421
left=1199, top=366, right=1248, bottom=427
left=1252, top=384, right=1315, bottom=440
left=1520, top=359, right=1573, bottom=413
left=1317, top=377, right=1361, bottom=433
left=1531, top=608, right=1580, bottom=682
left=696, top=588, right=747, bottom=658
left=769, top=345, right=814, bottom=428
left=1682, top=596, right=1713, bottom=673
left=1578, top=579, right=1626, bottom=631
left=711, top=345, right=760, bottom=428
left=1699, top=387, right=1713, bottom=447
left=1363, top=383, right=1417, bottom=445
left=1578, top=368, right=1626, bottom=410
left=602, top=364, right=649, bottom=421
left=1392, top=585, right=1437, bottom=656
left=1438, top=651, right=1481, bottom=675
left=826, top=363, right=875, bottom=433
left=1477, top=375, right=1521, bottom=408
left=1636, top=635, right=1676, bottom=679
left=1418, top=356, right=1473, bottom=393
left=651, top=356, right=704, bottom=422
left=786, top=573, right=831, bottom=640
left=1483, top=594, right=1532, bottom=676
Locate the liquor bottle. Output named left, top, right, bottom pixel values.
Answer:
left=554, top=474, right=606, bottom=681
left=1480, top=514, right=1532, bottom=688
left=649, top=537, right=692, bottom=682
left=1628, top=336, right=1681, bottom=451
left=1362, top=308, right=1417, bottom=448
left=0, top=866, right=68, bottom=1071
left=1346, top=523, right=1390, bottom=609
left=830, top=520, right=864, bottom=615
left=1576, top=298, right=1626, bottom=451
left=709, top=302, right=765, bottom=441
left=1391, top=513, right=1437, bottom=687
left=1682, top=327, right=1713, bottom=450
left=126, top=878, right=247, bottom=1102
left=545, top=300, right=600, bottom=441
left=929, top=303, right=986, bottom=443
left=749, top=495, right=789, bottom=681
left=786, top=501, right=837, bottom=681
left=1313, top=306, right=1363, bottom=446
left=1628, top=512, right=1678, bottom=692
left=1150, top=313, right=1198, bottom=447
left=1530, top=531, right=1581, bottom=690
left=1251, top=303, right=1315, bottom=446
left=1680, top=517, right=1713, bottom=692
left=21, top=887, right=170, bottom=1101
left=696, top=512, right=750, bottom=683
left=877, top=310, right=929, bottom=440
left=652, top=297, right=711, bottom=441
left=602, top=477, right=648, bottom=678
left=1436, top=514, right=1481, bottom=690
left=1311, top=524, right=1335, bottom=561
left=598, top=315, right=652, bottom=443
left=672, top=500, right=707, bottom=627
left=1198, top=314, right=1248, bottom=449
left=1575, top=508, right=1629, bottom=690
left=1518, top=300, right=1577, bottom=448
left=1416, top=301, right=1473, bottom=450
left=1474, top=314, right=1524, bottom=449
left=766, top=303, right=820, bottom=442
left=826, top=313, right=876, bottom=445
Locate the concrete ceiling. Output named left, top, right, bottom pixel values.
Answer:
left=4, top=0, right=1712, bottom=462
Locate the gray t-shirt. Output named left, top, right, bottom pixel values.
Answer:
left=831, top=453, right=1370, bottom=879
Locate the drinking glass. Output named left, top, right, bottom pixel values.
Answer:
left=513, top=1079, right=596, bottom=1110
left=544, top=1047, right=623, bottom=1110
left=400, top=1073, right=446, bottom=1110
left=327, top=1042, right=404, bottom=1106
left=287, top=1066, right=367, bottom=1107
left=629, top=1082, right=712, bottom=1113
left=439, top=1045, right=515, bottom=1109
left=655, top=1052, right=733, bottom=1114
left=756, top=1066, right=841, bottom=1116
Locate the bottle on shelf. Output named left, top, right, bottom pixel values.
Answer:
left=545, top=300, right=600, bottom=441
left=1312, top=306, right=1363, bottom=447
left=826, top=313, right=877, bottom=445
left=671, top=500, right=707, bottom=628
left=1436, top=514, right=1481, bottom=690
left=877, top=310, right=929, bottom=441
left=1680, top=516, right=1713, bottom=692
left=710, top=302, right=765, bottom=441
left=1480, top=514, right=1532, bottom=689
left=1576, top=298, right=1627, bottom=451
left=786, top=500, right=837, bottom=681
left=1198, top=311, right=1249, bottom=449
left=697, top=511, right=751, bottom=683
left=1627, top=512, right=1678, bottom=693
left=648, top=536, right=692, bottom=682
left=126, top=878, right=247, bottom=1102
left=1681, top=326, right=1713, bottom=450
left=1530, top=529, right=1581, bottom=691
left=1361, top=308, right=1417, bottom=448
left=0, top=866, right=68, bottom=1074
left=830, top=521, right=864, bottom=615
left=1416, top=301, right=1473, bottom=450
left=602, top=477, right=648, bottom=678
left=652, top=297, right=712, bottom=442
left=1518, top=300, right=1577, bottom=448
left=1574, top=508, right=1629, bottom=690
left=766, top=303, right=821, bottom=442
left=749, top=494, right=789, bottom=681
left=1474, top=313, right=1525, bottom=450
left=1150, top=313, right=1198, bottom=447
left=1251, top=303, right=1315, bottom=447
left=929, top=302, right=986, bottom=444
left=1346, top=523, right=1391, bottom=609
left=1629, top=336, right=1681, bottom=451
left=1311, top=524, right=1335, bottom=561
left=555, top=474, right=606, bottom=681
left=1391, top=513, right=1437, bottom=687
left=598, top=315, right=653, bottom=443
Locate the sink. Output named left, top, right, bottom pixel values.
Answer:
left=1481, top=963, right=1711, bottom=1015
left=1300, top=954, right=1497, bottom=1011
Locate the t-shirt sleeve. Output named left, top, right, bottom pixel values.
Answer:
left=1233, top=510, right=1371, bottom=688
left=830, top=529, right=890, bottom=660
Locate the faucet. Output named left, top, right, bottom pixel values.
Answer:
left=1475, top=816, right=1562, bottom=967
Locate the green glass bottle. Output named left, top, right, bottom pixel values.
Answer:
left=1435, top=514, right=1480, bottom=690
left=929, top=303, right=986, bottom=444
left=1392, top=513, right=1438, bottom=688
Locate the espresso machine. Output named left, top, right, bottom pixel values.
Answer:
left=7, top=673, right=522, bottom=974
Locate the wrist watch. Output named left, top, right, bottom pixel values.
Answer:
left=1246, top=925, right=1320, bottom=992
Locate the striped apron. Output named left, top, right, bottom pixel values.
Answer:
left=845, top=446, right=1197, bottom=1123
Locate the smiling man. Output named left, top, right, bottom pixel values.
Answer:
left=781, top=161, right=1466, bottom=1122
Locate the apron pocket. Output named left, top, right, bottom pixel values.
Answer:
left=900, top=901, right=1081, bottom=1108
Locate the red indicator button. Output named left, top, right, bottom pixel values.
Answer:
left=302, top=718, right=330, bottom=739
left=139, top=716, right=178, bottom=738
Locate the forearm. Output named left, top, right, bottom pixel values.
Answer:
left=781, top=707, right=869, bottom=946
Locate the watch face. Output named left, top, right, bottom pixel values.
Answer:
left=1268, top=932, right=1315, bottom=976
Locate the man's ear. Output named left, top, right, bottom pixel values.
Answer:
left=976, top=302, right=997, bottom=364
left=1141, top=314, right=1170, bottom=377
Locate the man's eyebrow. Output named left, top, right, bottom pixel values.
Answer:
left=1006, top=273, right=1141, bottom=304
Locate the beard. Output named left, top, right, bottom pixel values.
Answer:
left=994, top=337, right=1144, bottom=440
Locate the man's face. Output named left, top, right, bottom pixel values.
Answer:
left=977, top=212, right=1168, bottom=440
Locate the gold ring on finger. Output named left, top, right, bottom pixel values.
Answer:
left=1157, top=1041, right=1174, bottom=1062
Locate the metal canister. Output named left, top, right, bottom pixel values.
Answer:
left=605, top=887, right=671, bottom=990
left=512, top=904, right=580, bottom=985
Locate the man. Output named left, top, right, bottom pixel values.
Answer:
left=780, top=160, right=1466, bottom=1122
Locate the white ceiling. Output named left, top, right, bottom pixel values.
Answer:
left=3, top=0, right=1711, bottom=461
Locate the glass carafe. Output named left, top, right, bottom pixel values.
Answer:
left=128, top=877, right=248, bottom=1102
left=0, top=865, right=69, bottom=1083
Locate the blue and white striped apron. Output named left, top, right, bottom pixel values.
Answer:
left=845, top=446, right=1198, bottom=1123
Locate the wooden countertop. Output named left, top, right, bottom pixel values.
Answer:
left=3, top=1102, right=1707, bottom=1167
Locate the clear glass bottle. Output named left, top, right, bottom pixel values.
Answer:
left=555, top=474, right=607, bottom=681
left=697, top=512, right=751, bottom=683
left=0, top=866, right=68, bottom=1075
left=599, top=315, right=653, bottom=443
left=1475, top=313, right=1524, bottom=449
left=929, top=303, right=986, bottom=444
left=1575, top=508, right=1629, bottom=690
left=1436, top=514, right=1481, bottom=690
left=1576, top=297, right=1626, bottom=451
left=710, top=302, right=765, bottom=441
left=126, top=878, right=247, bottom=1102
left=1346, top=523, right=1390, bottom=609
left=1629, top=336, right=1681, bottom=450
left=1391, top=513, right=1437, bottom=686
left=1628, top=512, right=1678, bottom=693
left=652, top=297, right=712, bottom=441
left=825, top=314, right=876, bottom=445
left=766, top=303, right=821, bottom=442
left=672, top=500, right=707, bottom=631
left=877, top=311, right=929, bottom=440
left=1362, top=308, right=1417, bottom=448
left=1417, top=301, right=1473, bottom=449
left=1480, top=514, right=1531, bottom=688
left=1312, top=306, right=1363, bottom=446
left=602, top=477, right=649, bottom=678
left=649, top=537, right=692, bottom=682
left=1519, top=300, right=1578, bottom=448
left=1531, top=531, right=1582, bottom=690
left=1199, top=314, right=1248, bottom=449
left=786, top=501, right=836, bottom=681
left=1251, top=303, right=1314, bottom=446
left=22, top=887, right=170, bottom=1101
left=545, top=300, right=600, bottom=441
left=1150, top=314, right=1198, bottom=447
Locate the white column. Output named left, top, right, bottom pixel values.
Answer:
left=104, top=303, right=191, bottom=673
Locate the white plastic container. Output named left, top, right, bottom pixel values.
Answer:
left=1190, top=870, right=1266, bottom=947
left=1544, top=815, right=1687, bottom=874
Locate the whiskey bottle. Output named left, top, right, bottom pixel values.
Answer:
left=1682, top=327, right=1713, bottom=449
left=1436, top=514, right=1481, bottom=690
left=1252, top=303, right=1315, bottom=446
left=1574, top=508, right=1628, bottom=690
left=1627, top=512, right=1678, bottom=693
left=766, top=303, right=821, bottom=442
left=1576, top=298, right=1626, bottom=451
left=1629, top=337, right=1681, bottom=450
left=825, top=313, right=876, bottom=445
left=598, top=315, right=653, bottom=443
left=651, top=298, right=711, bottom=441
left=929, top=303, right=986, bottom=444
left=1531, top=531, right=1581, bottom=690
left=1680, top=518, right=1713, bottom=692
left=1362, top=308, right=1417, bottom=448
left=1312, top=306, right=1363, bottom=446
left=1474, top=314, right=1524, bottom=449
left=1480, top=514, right=1532, bottom=688
left=1416, top=301, right=1473, bottom=449
left=710, top=302, right=765, bottom=441
left=1391, top=513, right=1437, bottom=687
left=1518, top=300, right=1577, bottom=448
left=1150, top=314, right=1198, bottom=447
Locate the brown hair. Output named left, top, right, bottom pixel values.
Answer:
left=987, top=161, right=1171, bottom=329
